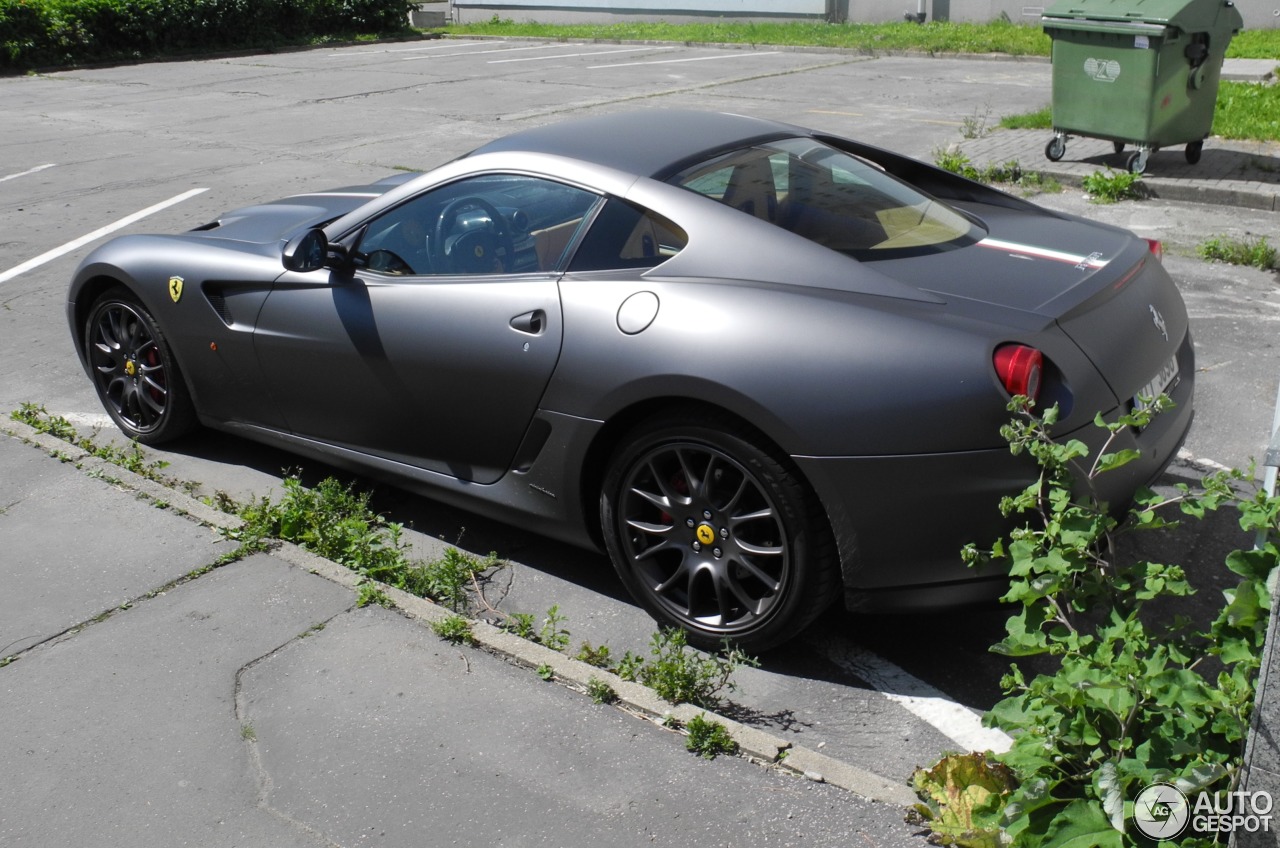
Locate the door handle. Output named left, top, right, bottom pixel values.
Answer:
left=509, top=309, right=545, bottom=335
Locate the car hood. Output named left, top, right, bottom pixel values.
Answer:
left=188, top=186, right=390, bottom=245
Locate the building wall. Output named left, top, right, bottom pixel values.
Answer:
left=449, top=0, right=1279, bottom=30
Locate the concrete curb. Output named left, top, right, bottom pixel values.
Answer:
left=0, top=415, right=916, bottom=808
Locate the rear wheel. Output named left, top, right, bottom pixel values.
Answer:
left=1185, top=140, right=1203, bottom=165
left=600, top=413, right=840, bottom=652
left=84, top=287, right=197, bottom=444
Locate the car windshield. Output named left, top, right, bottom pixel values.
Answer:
left=670, top=137, right=982, bottom=261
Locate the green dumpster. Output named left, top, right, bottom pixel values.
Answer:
left=1042, top=0, right=1243, bottom=173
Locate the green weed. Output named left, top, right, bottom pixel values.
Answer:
left=431, top=614, right=476, bottom=645
left=636, top=629, right=758, bottom=710
left=1199, top=234, right=1277, bottom=270
left=1081, top=167, right=1143, bottom=203
left=575, top=641, right=613, bottom=668
left=929, top=396, right=1279, bottom=848
left=585, top=677, right=617, bottom=705
left=685, top=713, right=738, bottom=759
left=356, top=582, right=394, bottom=609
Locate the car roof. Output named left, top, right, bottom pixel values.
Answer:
left=464, top=110, right=805, bottom=180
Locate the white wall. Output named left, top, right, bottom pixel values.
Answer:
left=449, top=0, right=1279, bottom=28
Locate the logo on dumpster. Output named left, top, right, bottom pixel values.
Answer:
left=1084, top=58, right=1122, bottom=82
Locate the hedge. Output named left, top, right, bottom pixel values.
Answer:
left=1, top=0, right=415, bottom=70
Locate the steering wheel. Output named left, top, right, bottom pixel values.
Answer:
left=432, top=196, right=516, bottom=274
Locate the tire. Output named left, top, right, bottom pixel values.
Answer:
left=600, top=412, right=840, bottom=652
left=84, top=287, right=198, bottom=444
left=1112, top=141, right=1125, bottom=154
left=1044, top=137, right=1065, bottom=162
left=1126, top=150, right=1147, bottom=174
left=1185, top=140, right=1203, bottom=165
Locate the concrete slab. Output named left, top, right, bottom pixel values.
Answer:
left=0, top=431, right=237, bottom=656
left=0, top=554, right=354, bottom=848
left=239, top=606, right=923, bottom=847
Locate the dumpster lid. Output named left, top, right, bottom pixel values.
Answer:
left=1042, top=0, right=1243, bottom=34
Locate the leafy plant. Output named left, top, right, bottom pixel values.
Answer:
left=402, top=547, right=498, bottom=613
left=636, top=629, right=758, bottom=710
left=503, top=612, right=537, bottom=641
left=539, top=605, right=571, bottom=652
left=931, top=150, right=1055, bottom=194
left=951, top=396, right=1278, bottom=847
left=431, top=614, right=476, bottom=645
left=908, top=752, right=1016, bottom=848
left=536, top=663, right=554, bottom=681
left=1198, top=234, right=1277, bottom=270
left=614, top=650, right=645, bottom=682
left=585, top=676, right=617, bottom=704
left=961, top=105, right=993, bottom=140
left=685, top=713, right=738, bottom=759
left=11, top=403, right=183, bottom=488
left=575, top=641, right=613, bottom=668
left=1081, top=168, right=1143, bottom=204
left=356, top=582, right=394, bottom=609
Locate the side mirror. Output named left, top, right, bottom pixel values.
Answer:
left=282, top=229, right=329, bottom=272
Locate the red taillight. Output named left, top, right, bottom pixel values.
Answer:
left=1145, top=239, right=1163, bottom=262
left=994, top=344, right=1044, bottom=401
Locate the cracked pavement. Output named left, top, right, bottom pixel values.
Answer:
left=0, top=429, right=923, bottom=847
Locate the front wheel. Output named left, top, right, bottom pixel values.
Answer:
left=84, top=287, right=198, bottom=444
left=1044, top=136, right=1066, bottom=162
left=600, top=414, right=839, bottom=652
left=1185, top=140, right=1203, bottom=165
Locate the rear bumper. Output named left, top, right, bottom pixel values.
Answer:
left=794, top=360, right=1195, bottom=611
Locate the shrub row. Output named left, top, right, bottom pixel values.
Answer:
left=1, top=0, right=414, bottom=70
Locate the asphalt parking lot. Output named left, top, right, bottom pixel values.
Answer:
left=2, top=37, right=1278, bottom=845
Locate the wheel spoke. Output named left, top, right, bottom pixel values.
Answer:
left=628, top=482, right=670, bottom=513
left=728, top=554, right=782, bottom=593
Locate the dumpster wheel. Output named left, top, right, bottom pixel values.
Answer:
left=1125, top=149, right=1150, bottom=174
left=1186, top=141, right=1203, bottom=165
left=1045, top=134, right=1067, bottom=162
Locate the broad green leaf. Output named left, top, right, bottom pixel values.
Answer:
left=1039, top=799, right=1124, bottom=848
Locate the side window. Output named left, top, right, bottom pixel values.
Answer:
left=568, top=199, right=687, bottom=273
left=356, top=174, right=599, bottom=277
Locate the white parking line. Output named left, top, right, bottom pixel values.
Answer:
left=589, top=51, right=779, bottom=69
left=488, top=46, right=677, bottom=64
left=325, top=40, right=496, bottom=58
left=811, top=636, right=1014, bottom=754
left=1, top=164, right=56, bottom=183
left=401, top=43, right=564, bottom=61
left=0, top=188, right=208, bottom=285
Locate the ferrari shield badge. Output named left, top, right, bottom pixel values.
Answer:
left=168, top=276, right=184, bottom=303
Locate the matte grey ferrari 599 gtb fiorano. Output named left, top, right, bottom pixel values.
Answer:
left=68, top=110, right=1193, bottom=651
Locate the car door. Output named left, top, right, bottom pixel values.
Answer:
left=253, top=173, right=602, bottom=484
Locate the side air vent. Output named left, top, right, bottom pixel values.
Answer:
left=205, top=291, right=233, bottom=326
left=189, top=220, right=222, bottom=232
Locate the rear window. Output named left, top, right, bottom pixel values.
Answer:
left=670, top=137, right=982, bottom=261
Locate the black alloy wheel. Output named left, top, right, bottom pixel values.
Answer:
left=85, top=288, right=197, bottom=443
left=601, top=414, right=839, bottom=652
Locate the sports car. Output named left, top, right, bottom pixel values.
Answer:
left=68, top=109, right=1194, bottom=651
